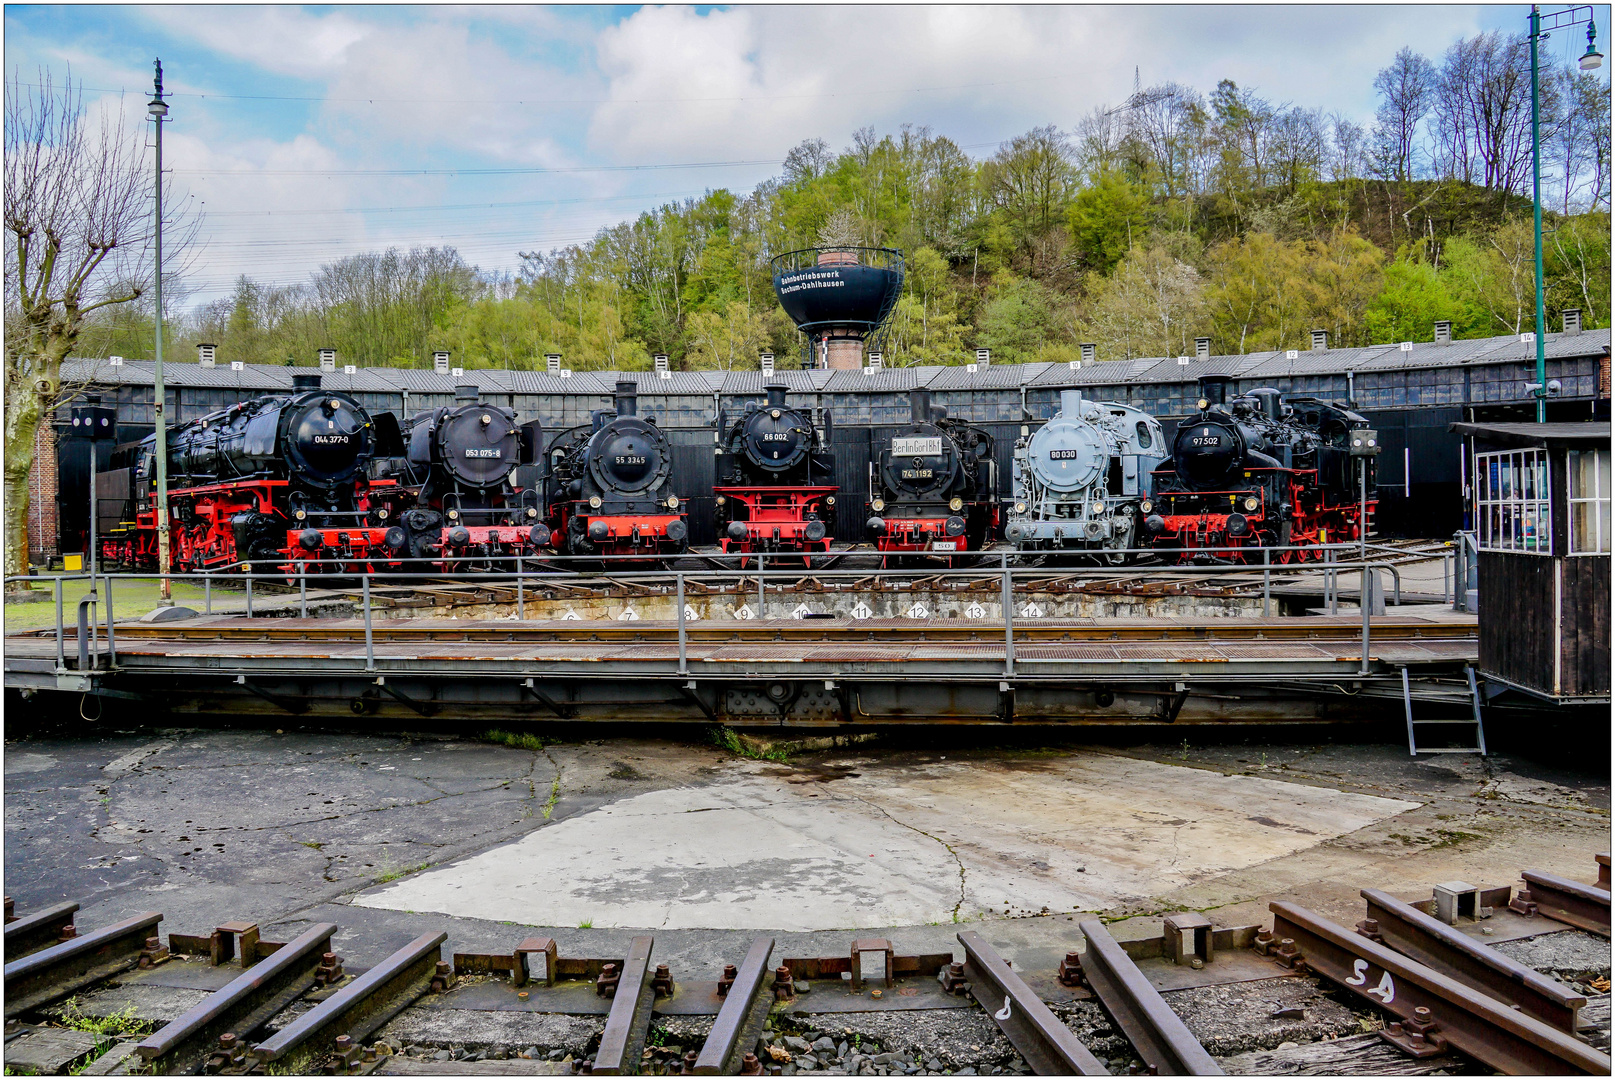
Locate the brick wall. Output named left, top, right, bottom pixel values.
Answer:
left=26, top=421, right=59, bottom=564
left=1599, top=346, right=1610, bottom=399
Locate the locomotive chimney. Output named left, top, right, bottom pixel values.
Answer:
left=614, top=379, right=639, bottom=417
left=292, top=373, right=322, bottom=391
left=909, top=387, right=932, bottom=425
left=455, top=384, right=480, bottom=402
left=1198, top=374, right=1230, bottom=406
left=1059, top=389, right=1084, bottom=415
left=765, top=382, right=788, bottom=408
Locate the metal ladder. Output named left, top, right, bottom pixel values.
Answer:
left=1402, top=666, right=1487, bottom=755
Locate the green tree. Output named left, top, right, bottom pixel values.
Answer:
left=1066, top=171, right=1152, bottom=273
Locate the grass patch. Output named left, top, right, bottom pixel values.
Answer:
left=708, top=727, right=791, bottom=763
left=484, top=729, right=546, bottom=752
left=59, top=999, right=152, bottom=1073
left=374, top=849, right=430, bottom=884
left=542, top=777, right=560, bottom=820
left=578, top=918, right=594, bottom=929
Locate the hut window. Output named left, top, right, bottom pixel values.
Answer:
left=1474, top=449, right=1552, bottom=555
left=1568, top=448, right=1612, bottom=555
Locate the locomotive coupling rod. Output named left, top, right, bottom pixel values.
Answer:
left=1074, top=921, right=1222, bottom=1075
left=3, top=910, right=160, bottom=1017
left=692, top=937, right=775, bottom=1074
left=957, top=931, right=1107, bottom=1076
left=1519, top=870, right=1611, bottom=938
left=135, top=922, right=338, bottom=1074
left=2, top=901, right=80, bottom=962
left=1268, top=902, right=1610, bottom=1075
left=1361, top=888, right=1584, bottom=1033
left=246, top=931, right=446, bottom=1073
left=591, top=935, right=658, bottom=1074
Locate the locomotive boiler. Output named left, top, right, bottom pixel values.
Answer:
left=544, top=379, right=689, bottom=561
left=101, top=372, right=407, bottom=573
left=1005, top=390, right=1162, bottom=559
left=374, top=384, right=549, bottom=570
left=1143, top=375, right=1378, bottom=561
left=866, top=387, right=999, bottom=561
left=713, top=381, right=837, bottom=563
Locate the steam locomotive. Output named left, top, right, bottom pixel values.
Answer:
left=1006, top=389, right=1163, bottom=560
left=372, top=384, right=550, bottom=571
left=544, top=380, right=689, bottom=561
left=99, top=372, right=408, bottom=573
left=1143, top=375, right=1378, bottom=561
left=866, top=387, right=999, bottom=562
left=713, top=381, right=837, bottom=564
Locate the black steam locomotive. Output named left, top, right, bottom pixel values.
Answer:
left=373, top=384, right=550, bottom=570
left=867, top=387, right=999, bottom=562
left=99, top=372, right=408, bottom=573
left=544, top=380, right=689, bottom=561
left=713, top=381, right=837, bottom=564
left=1143, top=375, right=1378, bottom=561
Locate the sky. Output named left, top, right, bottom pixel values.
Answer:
left=5, top=3, right=1606, bottom=310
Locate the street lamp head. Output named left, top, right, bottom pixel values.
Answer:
left=1582, top=22, right=1604, bottom=70
left=147, top=98, right=168, bottom=118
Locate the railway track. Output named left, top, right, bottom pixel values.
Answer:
left=4, top=856, right=1608, bottom=1077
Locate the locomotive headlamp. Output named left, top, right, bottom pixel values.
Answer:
left=1244, top=496, right=1260, bottom=511
left=770, top=409, right=781, bottom=419
left=447, top=509, right=459, bottom=520
left=526, top=507, right=538, bottom=518
left=1091, top=502, right=1104, bottom=516
left=1139, top=499, right=1153, bottom=514
left=1014, top=502, right=1027, bottom=514
left=481, top=414, right=492, bottom=425
left=825, top=495, right=835, bottom=506
left=871, top=498, right=886, bottom=512
left=949, top=497, right=964, bottom=511
left=715, top=495, right=727, bottom=506
left=329, top=399, right=341, bottom=411
left=666, top=495, right=679, bottom=509
left=1197, top=398, right=1209, bottom=411
left=589, top=495, right=603, bottom=509
left=294, top=508, right=307, bottom=521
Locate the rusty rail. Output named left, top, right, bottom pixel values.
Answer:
left=590, top=935, right=657, bottom=1075
left=1268, top=902, right=1610, bottom=1075
left=692, top=937, right=774, bottom=1075
left=1074, top=920, right=1222, bottom=1075
left=2, top=901, right=79, bottom=962
left=246, top=932, right=447, bottom=1073
left=134, top=922, right=338, bottom=1074
left=957, top=931, right=1107, bottom=1076
left=1361, top=889, right=1585, bottom=1033
left=3, top=911, right=161, bottom=1018
left=1520, top=870, right=1611, bottom=938
left=1598, top=853, right=1610, bottom=890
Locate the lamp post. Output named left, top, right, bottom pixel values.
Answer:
left=1528, top=6, right=1603, bottom=423
left=148, top=59, right=172, bottom=602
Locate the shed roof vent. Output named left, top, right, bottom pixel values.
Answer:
left=760, top=352, right=775, bottom=374
left=1310, top=329, right=1329, bottom=351
left=1195, top=337, right=1210, bottom=359
left=1563, top=309, right=1583, bottom=335
left=1434, top=320, right=1452, bottom=345
left=1080, top=343, right=1096, bottom=364
left=432, top=352, right=450, bottom=374
left=197, top=343, right=216, bottom=368
left=546, top=354, right=562, bottom=374
left=318, top=348, right=337, bottom=371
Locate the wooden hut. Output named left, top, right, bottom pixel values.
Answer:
left=1453, top=421, right=1611, bottom=703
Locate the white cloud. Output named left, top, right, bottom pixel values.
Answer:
left=142, top=5, right=369, bottom=80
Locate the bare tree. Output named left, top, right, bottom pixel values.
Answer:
left=3, top=68, right=198, bottom=582
left=1371, top=47, right=1438, bottom=181
left=1432, top=32, right=1534, bottom=194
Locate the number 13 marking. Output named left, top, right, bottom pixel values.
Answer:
left=1345, top=959, right=1396, bottom=1003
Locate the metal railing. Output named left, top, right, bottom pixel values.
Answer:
left=10, top=541, right=1415, bottom=682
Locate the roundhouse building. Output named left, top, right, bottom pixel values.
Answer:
left=34, top=318, right=1611, bottom=563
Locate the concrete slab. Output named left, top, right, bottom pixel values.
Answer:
left=355, top=753, right=1415, bottom=930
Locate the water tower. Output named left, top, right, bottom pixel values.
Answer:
left=771, top=247, right=904, bottom=370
